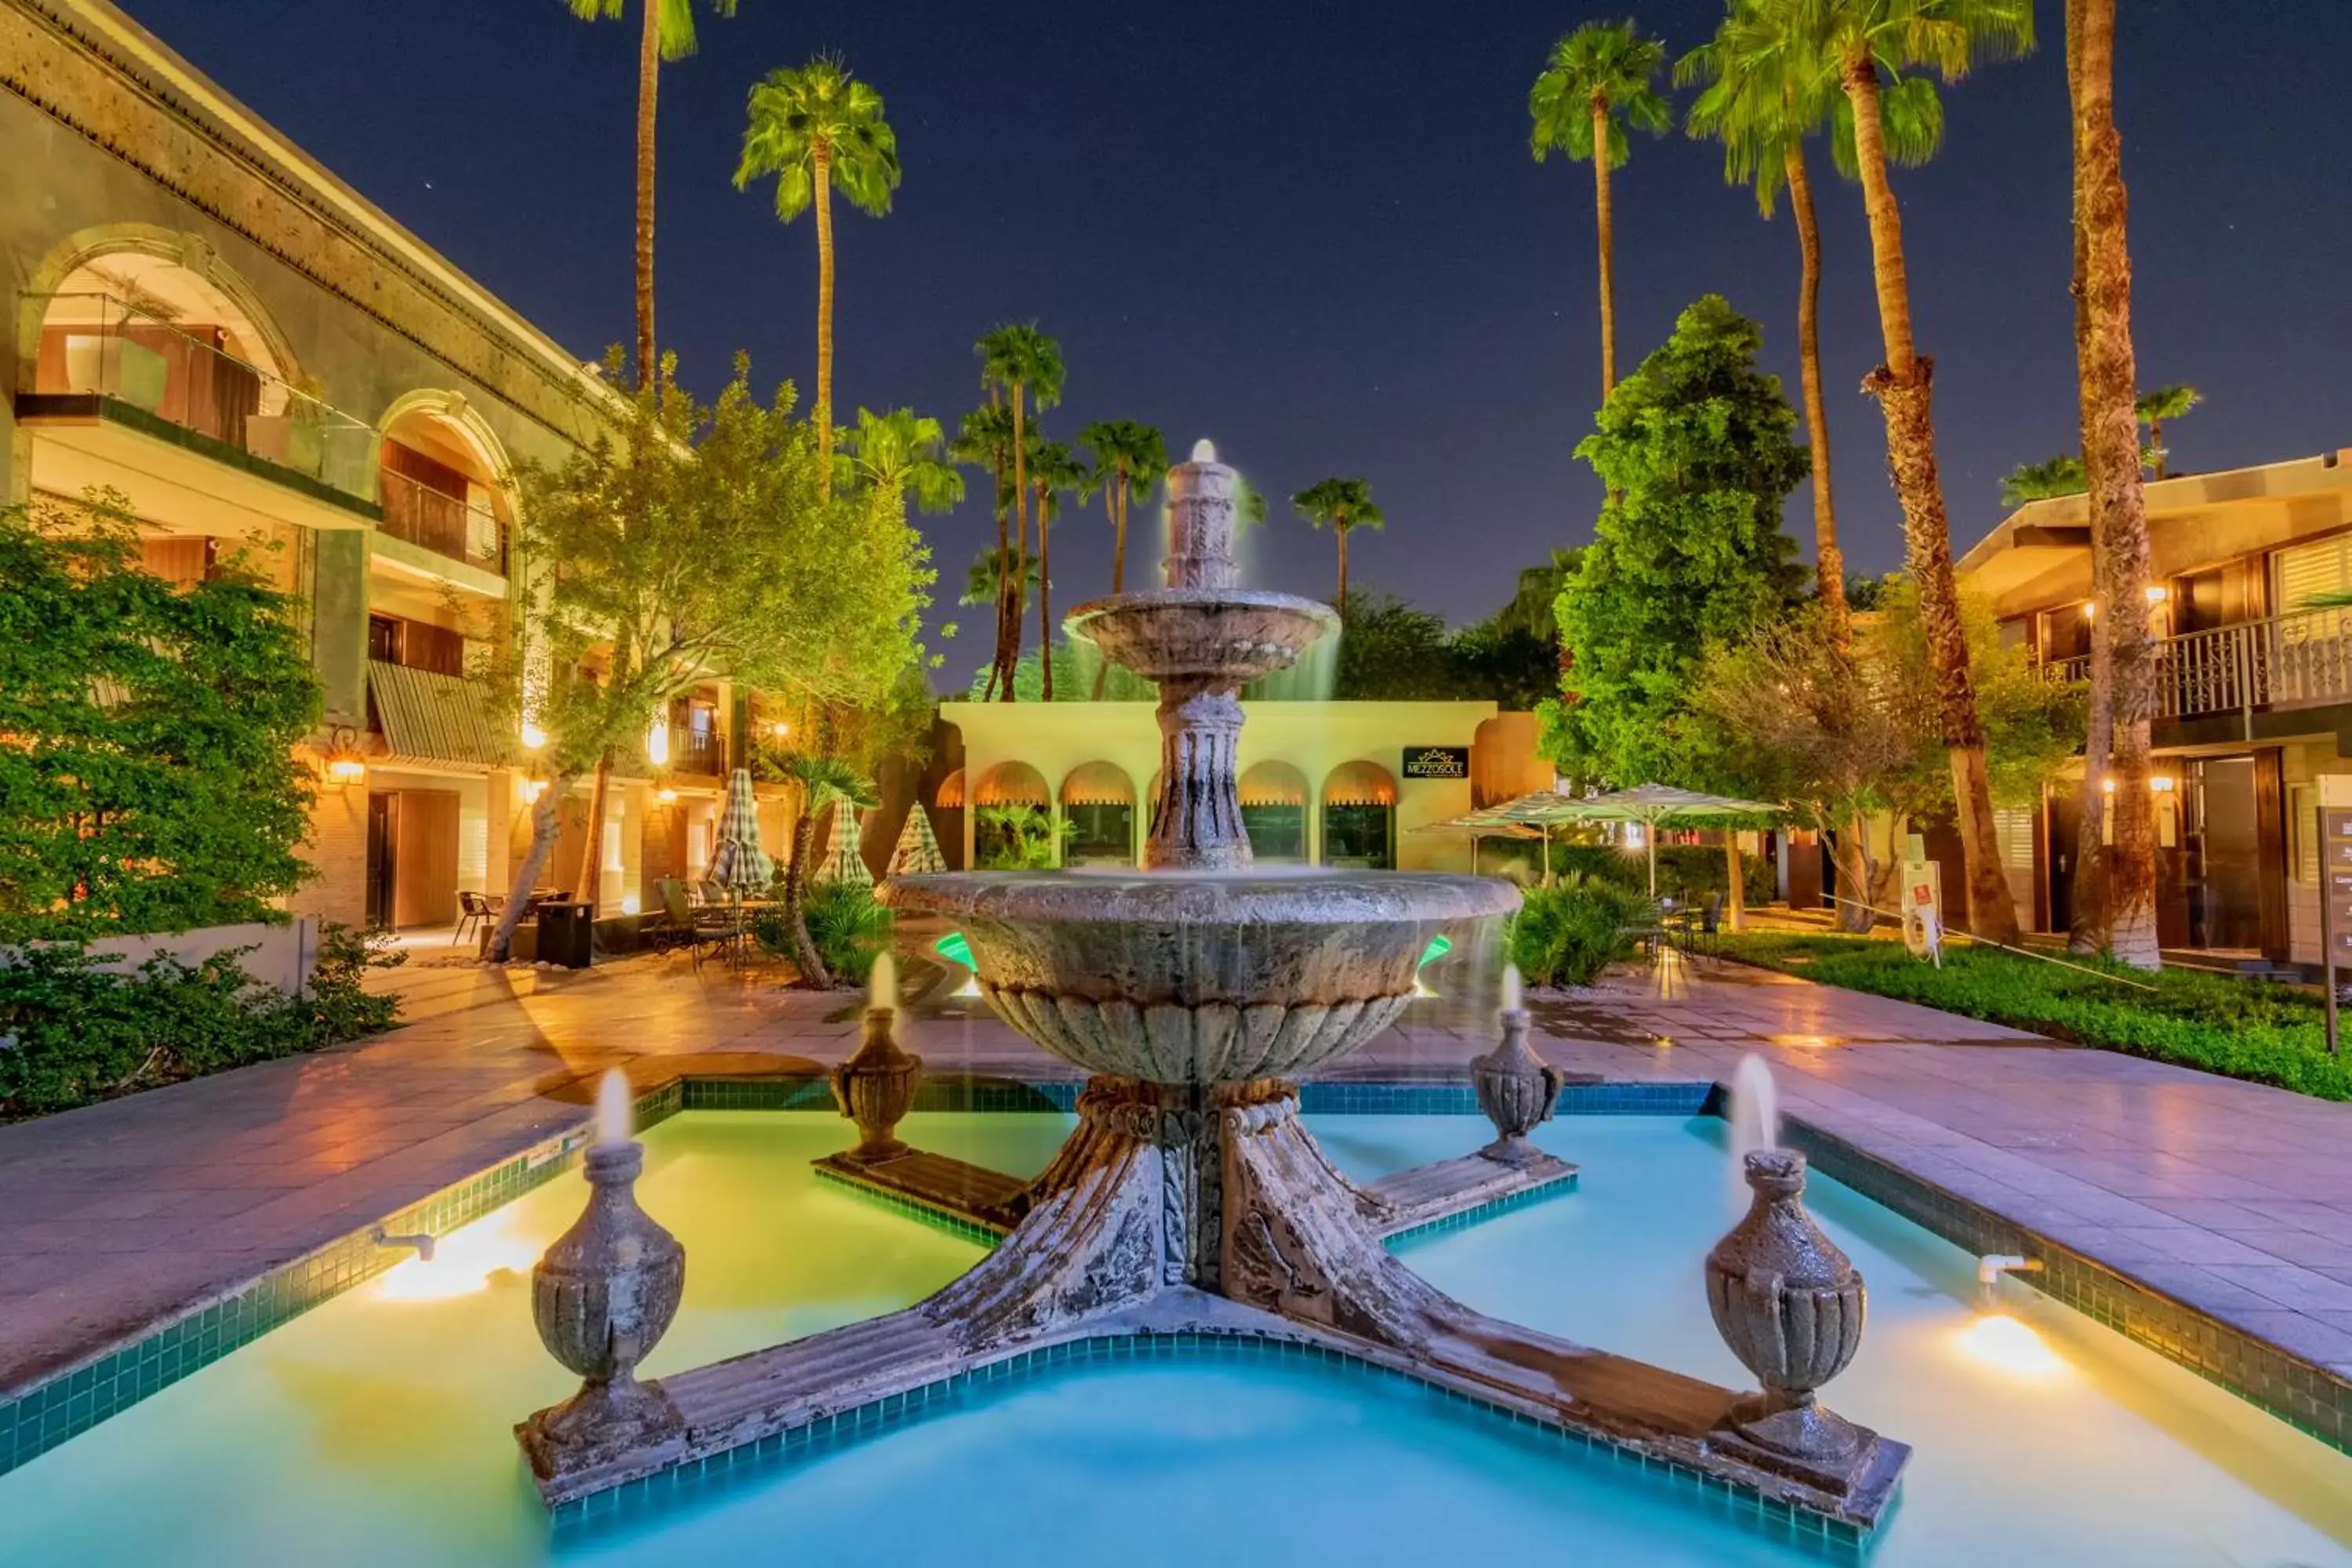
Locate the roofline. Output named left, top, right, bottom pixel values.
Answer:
left=20, top=0, right=623, bottom=418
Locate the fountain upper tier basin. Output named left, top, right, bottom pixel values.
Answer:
left=1064, top=589, right=1338, bottom=686
left=885, top=870, right=1517, bottom=1083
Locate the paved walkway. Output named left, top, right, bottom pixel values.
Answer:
left=4, top=933, right=2350, bottom=1399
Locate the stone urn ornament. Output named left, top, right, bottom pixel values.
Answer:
left=1704, top=1149, right=1871, bottom=1479
left=1470, top=965, right=1563, bottom=1166
left=831, top=953, right=923, bottom=1163
left=518, top=1073, right=687, bottom=1475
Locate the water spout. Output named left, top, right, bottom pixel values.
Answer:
left=1501, top=963, right=1524, bottom=1014
left=1976, top=1253, right=2043, bottom=1307
left=869, top=950, right=897, bottom=1019
left=1726, top=1054, right=1779, bottom=1210
left=594, top=1068, right=633, bottom=1150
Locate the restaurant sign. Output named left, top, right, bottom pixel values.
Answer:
left=1401, top=746, right=1470, bottom=780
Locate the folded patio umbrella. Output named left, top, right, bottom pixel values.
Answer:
left=884, top=804, right=947, bottom=880
left=708, top=768, right=774, bottom=895
left=813, top=796, right=873, bottom=887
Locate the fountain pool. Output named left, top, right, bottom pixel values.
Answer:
left=4, top=1108, right=2346, bottom=1566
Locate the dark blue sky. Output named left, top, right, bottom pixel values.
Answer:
left=124, top=1, right=2352, bottom=688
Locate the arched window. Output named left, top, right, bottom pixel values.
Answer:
left=1060, top=761, right=1136, bottom=866
left=1321, top=760, right=1397, bottom=869
left=973, top=762, right=1054, bottom=869
left=1240, top=760, right=1310, bottom=864
left=378, top=396, right=514, bottom=575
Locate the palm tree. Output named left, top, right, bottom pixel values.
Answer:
left=1798, top=0, right=2034, bottom=944
left=1292, top=477, right=1385, bottom=608
left=769, top=750, right=876, bottom=989
left=844, top=407, right=962, bottom=514
left=735, top=56, right=901, bottom=482
left=565, top=0, right=738, bottom=390
left=949, top=404, right=1017, bottom=699
left=1530, top=20, right=1671, bottom=401
left=960, top=546, right=1040, bottom=615
left=975, top=325, right=1066, bottom=702
left=2135, top=383, right=2202, bottom=481
left=1999, top=454, right=2089, bottom=507
left=1024, top=438, right=1087, bottom=701
left=1076, top=420, right=1170, bottom=594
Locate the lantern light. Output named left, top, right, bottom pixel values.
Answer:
left=324, top=726, right=366, bottom=786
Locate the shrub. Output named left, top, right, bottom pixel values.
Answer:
left=756, top=880, right=893, bottom=987
left=1508, top=874, right=1656, bottom=989
left=975, top=805, right=1066, bottom=869
left=0, top=924, right=401, bottom=1120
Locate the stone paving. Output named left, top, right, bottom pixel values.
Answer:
left=4, top=928, right=2351, bottom=1404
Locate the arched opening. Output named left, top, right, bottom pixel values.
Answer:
left=935, top=768, right=967, bottom=811
left=972, top=761, right=1054, bottom=869
left=1060, top=761, right=1135, bottom=866
left=1240, top=760, right=1310, bottom=864
left=378, top=394, right=513, bottom=574
left=1321, top=760, right=1397, bottom=869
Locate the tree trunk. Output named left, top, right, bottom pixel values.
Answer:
left=985, top=449, right=1008, bottom=701
left=1335, top=521, right=1350, bottom=608
left=2147, top=416, right=2166, bottom=481
left=2065, top=5, right=2113, bottom=955
left=633, top=0, right=659, bottom=390
left=1592, top=99, right=1616, bottom=401
left=1112, top=470, right=1130, bottom=593
left=1722, top=831, right=1744, bottom=932
left=1004, top=388, right=1030, bottom=702
left=1786, top=145, right=1848, bottom=643
left=1836, top=811, right=1875, bottom=934
left=2072, top=0, right=2159, bottom=970
left=1037, top=482, right=1054, bottom=702
left=1844, top=59, right=2019, bottom=944
left=488, top=775, right=572, bottom=962
left=782, top=806, right=830, bottom=989
left=813, top=141, right=837, bottom=492
left=574, top=751, right=613, bottom=913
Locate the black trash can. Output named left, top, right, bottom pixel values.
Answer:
left=534, top=899, right=596, bottom=968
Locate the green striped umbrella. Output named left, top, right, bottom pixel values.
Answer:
left=884, top=805, right=947, bottom=880
left=709, top=768, right=774, bottom=892
left=814, top=796, right=873, bottom=886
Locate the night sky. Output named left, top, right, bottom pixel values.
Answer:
left=122, top=1, right=2352, bottom=690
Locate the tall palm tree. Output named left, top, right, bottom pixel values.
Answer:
left=1798, top=0, right=2034, bottom=944
left=735, top=56, right=902, bottom=484
left=2071, top=0, right=2156, bottom=969
left=844, top=407, right=963, bottom=513
left=565, top=0, right=738, bottom=390
left=1998, top=453, right=2089, bottom=507
left=1530, top=20, right=1671, bottom=401
left=2135, top=383, right=2201, bottom=481
left=1076, top=420, right=1170, bottom=594
left=949, top=405, right=1017, bottom=699
left=1024, top=438, right=1087, bottom=702
left=1292, top=477, right=1385, bottom=608
left=975, top=325, right=1065, bottom=702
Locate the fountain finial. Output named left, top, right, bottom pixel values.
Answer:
left=1190, top=437, right=1218, bottom=463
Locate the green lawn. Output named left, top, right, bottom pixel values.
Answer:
left=1716, top=931, right=2352, bottom=1102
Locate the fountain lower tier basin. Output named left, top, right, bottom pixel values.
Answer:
left=883, top=870, right=1517, bottom=1082
left=1063, top=588, right=1339, bottom=685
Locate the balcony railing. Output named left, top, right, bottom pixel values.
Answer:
left=674, top=726, right=726, bottom=775
left=2041, top=605, right=2352, bottom=730
left=24, top=292, right=379, bottom=508
left=377, top=466, right=506, bottom=575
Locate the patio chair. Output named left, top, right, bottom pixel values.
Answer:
left=662, top=880, right=741, bottom=971
left=453, top=890, right=489, bottom=946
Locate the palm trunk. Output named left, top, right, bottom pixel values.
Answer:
left=783, top=806, right=830, bottom=989
left=985, top=450, right=1009, bottom=701
left=575, top=752, right=613, bottom=913
left=2147, top=417, right=2166, bottom=481
left=1843, top=59, right=2019, bottom=945
left=1112, top=470, right=1130, bottom=593
left=1037, top=484, right=1054, bottom=702
left=1592, top=100, right=1616, bottom=401
left=633, top=0, right=659, bottom=390
left=2066, top=7, right=2112, bottom=954
left=488, top=775, right=572, bottom=962
left=1336, top=521, right=1350, bottom=608
left=1004, top=389, right=1030, bottom=702
left=2072, top=0, right=2158, bottom=970
left=1786, top=145, right=1847, bottom=642
left=813, top=142, right=837, bottom=493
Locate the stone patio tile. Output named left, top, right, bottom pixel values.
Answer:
left=2201, top=1265, right=2352, bottom=1315
left=2220, top=1310, right=2352, bottom=1368
left=2136, top=1197, right=2307, bottom=1232
left=2103, top=1227, right=2303, bottom=1269
left=2124, top=1264, right=2289, bottom=1316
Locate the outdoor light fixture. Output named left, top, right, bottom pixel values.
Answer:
left=647, top=717, right=670, bottom=767
left=2145, top=584, right=2169, bottom=604
left=2151, top=775, right=2176, bottom=792
left=771, top=720, right=791, bottom=739
left=656, top=785, right=679, bottom=804
left=324, top=726, right=366, bottom=786
left=521, top=720, right=547, bottom=750
left=2079, top=600, right=2096, bottom=620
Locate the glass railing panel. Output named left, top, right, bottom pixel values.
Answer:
left=376, top=467, right=506, bottom=575
left=27, top=292, right=379, bottom=506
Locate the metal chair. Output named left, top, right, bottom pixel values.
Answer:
left=452, top=889, right=505, bottom=946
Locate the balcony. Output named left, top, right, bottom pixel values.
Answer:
left=2042, top=607, right=2352, bottom=732
left=18, top=292, right=379, bottom=520
left=673, top=726, right=726, bottom=775
left=377, top=466, right=506, bottom=575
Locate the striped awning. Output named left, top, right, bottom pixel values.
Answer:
left=366, top=660, right=509, bottom=767
left=1240, top=761, right=1308, bottom=808
left=1322, top=760, right=1396, bottom=808
left=1060, top=760, right=1134, bottom=807
left=974, top=761, right=1050, bottom=807
left=935, top=768, right=967, bottom=808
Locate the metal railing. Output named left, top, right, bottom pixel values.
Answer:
left=2041, top=605, right=2352, bottom=732
left=377, top=466, right=506, bottom=575
left=26, top=292, right=379, bottom=506
left=674, top=726, right=726, bottom=775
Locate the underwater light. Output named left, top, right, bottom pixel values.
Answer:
left=1955, top=1313, right=2070, bottom=1383
left=1410, top=934, right=1454, bottom=998
left=934, top=931, right=983, bottom=997
left=375, top=1210, right=539, bottom=1303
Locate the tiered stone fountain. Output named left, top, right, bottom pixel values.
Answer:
left=516, top=442, right=1907, bottom=1541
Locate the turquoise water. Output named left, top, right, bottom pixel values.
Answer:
left=3, top=1111, right=2348, bottom=1566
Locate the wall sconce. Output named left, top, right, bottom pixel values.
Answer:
left=2144, top=584, right=2170, bottom=604
left=656, top=785, right=679, bottom=804
left=2079, top=600, right=2097, bottom=620
left=771, top=720, right=791, bottom=739
left=2150, top=775, right=2176, bottom=792
left=647, top=717, right=670, bottom=767
left=324, top=726, right=366, bottom=786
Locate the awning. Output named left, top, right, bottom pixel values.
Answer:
left=1240, top=761, right=1308, bottom=808
left=935, top=768, right=967, bottom=808
left=366, top=659, right=509, bottom=767
left=1061, top=760, right=1134, bottom=808
left=1322, top=760, right=1396, bottom=808
left=974, top=761, right=1050, bottom=807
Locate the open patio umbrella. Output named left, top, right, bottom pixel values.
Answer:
left=709, top=768, right=774, bottom=895
left=884, top=805, right=946, bottom=880
left=1411, top=811, right=1544, bottom=877
left=1541, top=784, right=1782, bottom=897
left=813, top=796, right=873, bottom=887
left=1438, top=791, right=1609, bottom=884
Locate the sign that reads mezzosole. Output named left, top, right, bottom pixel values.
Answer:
left=1402, top=746, right=1470, bottom=780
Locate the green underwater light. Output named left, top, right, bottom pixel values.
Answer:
left=935, top=931, right=983, bottom=997
left=1412, top=934, right=1453, bottom=998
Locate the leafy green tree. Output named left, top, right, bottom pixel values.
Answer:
left=1541, top=295, right=1806, bottom=788
left=2134, top=383, right=2201, bottom=480
left=485, top=355, right=930, bottom=960
left=844, top=407, right=962, bottom=514
left=735, top=56, right=901, bottom=481
left=975, top=325, right=1065, bottom=701
left=0, top=496, right=319, bottom=942
left=1077, top=420, right=1169, bottom=594
left=1333, top=593, right=1457, bottom=701
left=1291, top=477, right=1384, bottom=607
left=565, top=0, right=738, bottom=388
left=1530, top=20, right=1671, bottom=400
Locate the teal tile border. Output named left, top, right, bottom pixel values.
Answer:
left=1781, top=1114, right=2352, bottom=1458
left=546, top=1330, right=1869, bottom=1565
left=1383, top=1172, right=1583, bottom=1249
